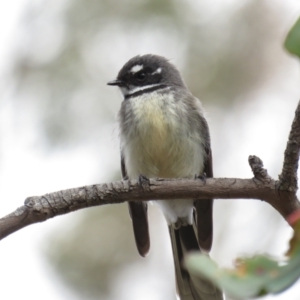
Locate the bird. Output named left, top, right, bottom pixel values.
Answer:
left=108, top=54, right=223, bottom=300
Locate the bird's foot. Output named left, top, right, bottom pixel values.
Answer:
left=138, top=174, right=150, bottom=190
left=195, top=173, right=207, bottom=184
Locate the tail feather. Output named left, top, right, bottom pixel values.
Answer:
left=195, top=199, right=214, bottom=252
left=128, top=202, right=150, bottom=257
left=168, top=225, right=223, bottom=300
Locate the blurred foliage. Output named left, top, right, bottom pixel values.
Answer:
left=185, top=210, right=300, bottom=299
left=45, top=203, right=140, bottom=299
left=184, top=0, right=280, bottom=106
left=285, top=16, right=300, bottom=58
left=13, top=0, right=283, bottom=146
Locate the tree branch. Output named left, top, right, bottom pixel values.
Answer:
left=1, top=101, right=300, bottom=242
left=0, top=167, right=299, bottom=241
left=279, top=100, right=300, bottom=192
left=249, top=155, right=272, bottom=183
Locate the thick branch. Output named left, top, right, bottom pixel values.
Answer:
left=279, top=100, right=300, bottom=192
left=1, top=102, right=300, bottom=243
left=1, top=174, right=300, bottom=241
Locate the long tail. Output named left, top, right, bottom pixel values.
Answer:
left=168, top=225, right=223, bottom=300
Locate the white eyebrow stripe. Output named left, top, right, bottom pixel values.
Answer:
left=130, top=65, right=144, bottom=73
left=152, top=67, right=162, bottom=75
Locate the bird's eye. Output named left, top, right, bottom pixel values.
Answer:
left=135, top=72, right=146, bottom=81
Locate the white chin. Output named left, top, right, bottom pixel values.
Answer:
left=119, top=87, right=128, bottom=96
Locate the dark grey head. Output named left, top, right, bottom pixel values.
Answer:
left=107, top=54, right=186, bottom=98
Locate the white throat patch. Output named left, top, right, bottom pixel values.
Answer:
left=127, top=83, right=163, bottom=95
left=119, top=83, right=168, bottom=97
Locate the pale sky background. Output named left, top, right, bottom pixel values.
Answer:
left=0, top=1, right=300, bottom=300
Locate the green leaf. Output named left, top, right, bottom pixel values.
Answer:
left=185, top=210, right=300, bottom=299
left=285, top=16, right=300, bottom=58
left=186, top=250, right=300, bottom=299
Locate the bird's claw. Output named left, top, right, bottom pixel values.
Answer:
left=138, top=174, right=150, bottom=190
left=195, top=173, right=207, bottom=184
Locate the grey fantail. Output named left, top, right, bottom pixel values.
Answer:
left=108, top=54, right=223, bottom=300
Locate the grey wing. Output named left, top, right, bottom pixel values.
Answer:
left=121, top=154, right=150, bottom=257
left=194, top=116, right=214, bottom=252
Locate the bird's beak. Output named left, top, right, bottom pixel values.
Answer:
left=107, top=79, right=124, bottom=86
